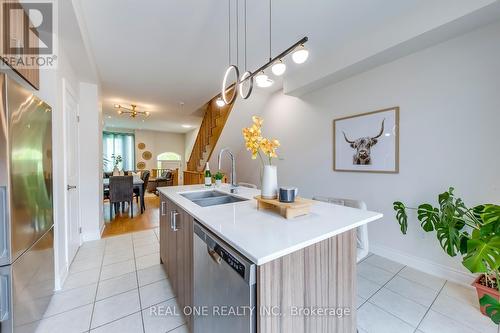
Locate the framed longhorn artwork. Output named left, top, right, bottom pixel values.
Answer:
left=333, top=107, right=399, bottom=173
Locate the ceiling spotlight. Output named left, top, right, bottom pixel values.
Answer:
left=182, top=124, right=192, bottom=128
left=292, top=45, right=309, bottom=64
left=145, top=111, right=150, bottom=117
left=255, top=71, right=274, bottom=88
left=114, top=104, right=120, bottom=108
left=215, top=98, right=225, bottom=107
left=107, top=115, right=112, bottom=119
left=271, top=60, right=286, bottom=76
left=117, top=110, right=123, bottom=115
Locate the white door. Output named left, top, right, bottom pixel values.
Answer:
left=63, top=80, right=81, bottom=266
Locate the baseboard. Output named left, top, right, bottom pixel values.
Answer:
left=370, top=243, right=475, bottom=286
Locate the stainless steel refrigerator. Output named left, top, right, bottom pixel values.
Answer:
left=0, top=73, right=54, bottom=333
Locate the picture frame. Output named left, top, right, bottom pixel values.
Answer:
left=333, top=107, right=399, bottom=173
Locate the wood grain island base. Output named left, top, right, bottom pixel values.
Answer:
left=257, top=230, right=356, bottom=333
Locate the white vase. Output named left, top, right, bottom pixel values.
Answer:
left=112, top=166, right=120, bottom=176
left=215, top=179, right=222, bottom=187
left=261, top=165, right=278, bottom=199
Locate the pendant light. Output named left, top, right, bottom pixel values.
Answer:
left=255, top=71, right=273, bottom=88
left=216, top=98, right=225, bottom=107
left=271, top=60, right=286, bottom=76
left=292, top=44, right=309, bottom=64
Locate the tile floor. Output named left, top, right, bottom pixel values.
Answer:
left=18, top=228, right=500, bottom=333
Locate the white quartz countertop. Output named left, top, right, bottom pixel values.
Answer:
left=158, top=184, right=383, bottom=266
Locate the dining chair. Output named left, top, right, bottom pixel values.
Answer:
left=313, top=196, right=370, bottom=263
left=134, top=170, right=150, bottom=210
left=109, top=176, right=134, bottom=220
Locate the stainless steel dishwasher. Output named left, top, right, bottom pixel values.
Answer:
left=193, top=221, right=256, bottom=333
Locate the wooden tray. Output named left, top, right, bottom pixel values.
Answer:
left=254, top=196, right=315, bottom=219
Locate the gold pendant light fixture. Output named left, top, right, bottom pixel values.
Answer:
left=114, top=104, right=150, bottom=118
left=220, top=0, right=309, bottom=104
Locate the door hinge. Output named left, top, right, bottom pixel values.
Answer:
left=77, top=115, right=80, bottom=122
left=79, top=227, right=82, bottom=234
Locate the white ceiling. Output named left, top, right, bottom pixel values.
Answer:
left=75, top=0, right=497, bottom=133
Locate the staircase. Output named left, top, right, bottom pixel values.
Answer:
left=186, top=92, right=235, bottom=174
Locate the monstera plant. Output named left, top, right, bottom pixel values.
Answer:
left=394, top=188, right=500, bottom=324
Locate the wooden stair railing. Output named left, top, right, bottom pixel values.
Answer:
left=185, top=92, right=235, bottom=184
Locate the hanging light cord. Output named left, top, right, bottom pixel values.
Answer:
left=228, top=0, right=231, bottom=65
left=236, top=0, right=239, bottom=68
left=269, top=0, right=272, bottom=61
left=244, top=0, right=247, bottom=71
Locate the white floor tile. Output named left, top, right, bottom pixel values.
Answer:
left=69, top=258, right=102, bottom=274
left=17, top=304, right=93, bottom=333
left=357, top=302, right=414, bottom=333
left=358, top=262, right=396, bottom=285
left=44, top=284, right=97, bottom=317
left=133, top=236, right=159, bottom=248
left=139, top=279, right=175, bottom=309
left=170, top=324, right=189, bottom=333
left=91, top=311, right=143, bottom=333
left=431, top=292, right=497, bottom=333
left=398, top=267, right=445, bottom=291
left=91, top=289, right=141, bottom=328
left=385, top=276, right=439, bottom=307
left=103, top=250, right=134, bottom=266
left=357, top=275, right=382, bottom=299
left=136, top=252, right=160, bottom=270
left=440, top=281, right=479, bottom=308
left=364, top=255, right=405, bottom=274
left=134, top=243, right=160, bottom=258
left=132, top=229, right=156, bottom=240
left=137, top=264, right=168, bottom=287
left=419, top=310, right=482, bottom=333
left=142, top=298, right=185, bottom=333
left=370, top=287, right=427, bottom=327
left=357, top=295, right=367, bottom=309
left=63, top=268, right=100, bottom=290
left=105, top=243, right=134, bottom=256
left=100, top=259, right=136, bottom=281
left=97, top=272, right=138, bottom=301
left=80, top=239, right=106, bottom=250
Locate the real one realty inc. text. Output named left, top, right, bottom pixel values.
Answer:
left=149, top=305, right=351, bottom=318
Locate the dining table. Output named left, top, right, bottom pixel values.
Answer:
left=103, top=176, right=145, bottom=214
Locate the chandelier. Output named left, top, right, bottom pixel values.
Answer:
left=219, top=0, right=309, bottom=106
left=114, top=104, right=150, bottom=118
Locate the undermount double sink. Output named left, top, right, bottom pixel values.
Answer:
left=180, top=190, right=249, bottom=207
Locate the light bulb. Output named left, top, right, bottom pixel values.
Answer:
left=216, top=98, right=225, bottom=107
left=255, top=72, right=274, bottom=88
left=271, top=60, right=286, bottom=76
left=292, top=46, right=309, bottom=64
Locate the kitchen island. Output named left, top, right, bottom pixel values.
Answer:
left=158, top=184, right=382, bottom=333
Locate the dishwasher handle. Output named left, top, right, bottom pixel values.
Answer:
left=208, top=246, right=222, bottom=265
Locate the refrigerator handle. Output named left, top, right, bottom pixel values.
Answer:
left=0, top=187, right=7, bottom=260
left=0, top=274, right=9, bottom=322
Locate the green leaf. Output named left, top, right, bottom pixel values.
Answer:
left=480, top=294, right=500, bottom=325
left=435, top=215, right=462, bottom=257
left=459, top=234, right=470, bottom=255
left=462, top=234, right=500, bottom=274
left=417, top=204, right=439, bottom=232
left=393, top=202, right=408, bottom=234
left=480, top=205, right=500, bottom=225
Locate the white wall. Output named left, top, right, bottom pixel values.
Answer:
left=210, top=21, right=500, bottom=284
left=135, top=129, right=185, bottom=180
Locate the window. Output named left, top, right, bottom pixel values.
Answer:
left=103, top=132, right=135, bottom=171
left=157, top=152, right=181, bottom=170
